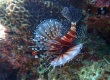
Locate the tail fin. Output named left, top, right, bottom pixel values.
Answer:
left=61, top=7, right=82, bottom=23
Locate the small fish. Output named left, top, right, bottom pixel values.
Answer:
left=33, top=7, right=83, bottom=67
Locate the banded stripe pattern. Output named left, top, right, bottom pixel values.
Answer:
left=33, top=6, right=83, bottom=66
left=50, top=43, right=83, bottom=66
left=33, top=19, right=83, bottom=66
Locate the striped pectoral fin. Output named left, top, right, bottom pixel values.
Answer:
left=66, top=33, right=76, bottom=41
left=68, top=30, right=76, bottom=36
left=64, top=22, right=77, bottom=41
left=54, top=36, right=71, bottom=46
left=54, top=34, right=76, bottom=46
left=61, top=35, right=73, bottom=43
left=60, top=30, right=76, bottom=44
left=48, top=44, right=62, bottom=52
left=50, top=43, right=83, bottom=66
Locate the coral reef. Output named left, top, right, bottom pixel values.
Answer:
left=4, top=0, right=30, bottom=28
left=0, top=0, right=110, bottom=80
left=0, top=0, right=65, bottom=79
left=17, top=58, right=39, bottom=80
left=0, top=24, right=33, bottom=69
left=23, top=0, right=63, bottom=28
left=0, top=0, right=64, bottom=28
left=77, top=61, right=104, bottom=80
left=84, top=33, right=109, bottom=57
left=85, top=0, right=110, bottom=46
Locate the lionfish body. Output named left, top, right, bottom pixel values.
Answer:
left=33, top=7, right=83, bottom=66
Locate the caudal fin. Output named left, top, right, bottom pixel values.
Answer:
left=61, top=6, right=82, bottom=23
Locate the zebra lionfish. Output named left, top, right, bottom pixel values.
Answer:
left=33, top=7, right=83, bottom=67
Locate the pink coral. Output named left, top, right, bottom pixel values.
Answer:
left=0, top=21, right=34, bottom=69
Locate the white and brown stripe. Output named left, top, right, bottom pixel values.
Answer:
left=50, top=22, right=83, bottom=67
left=33, top=19, right=83, bottom=67
left=50, top=43, right=83, bottom=67
left=48, top=22, right=77, bottom=51
left=60, top=22, right=76, bottom=43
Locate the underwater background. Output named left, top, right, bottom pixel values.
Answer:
left=0, top=0, right=110, bottom=80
